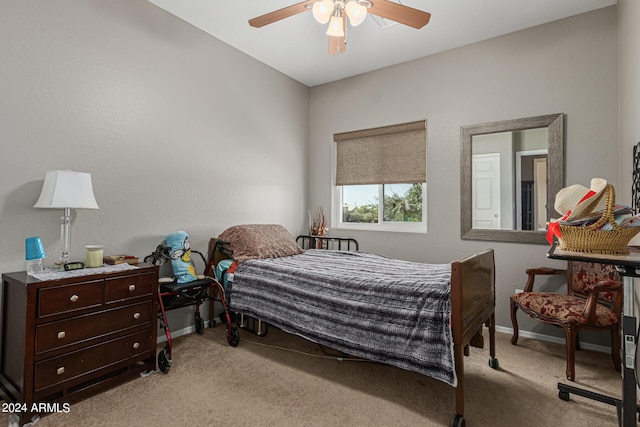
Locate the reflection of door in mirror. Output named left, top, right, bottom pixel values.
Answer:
left=472, top=153, right=501, bottom=229
left=472, top=128, right=548, bottom=231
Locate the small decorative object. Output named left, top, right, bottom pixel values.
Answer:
left=103, top=255, right=139, bottom=265
left=309, top=206, right=328, bottom=236
left=25, top=236, right=46, bottom=276
left=85, top=245, right=105, bottom=268
left=64, top=261, right=85, bottom=271
left=166, top=231, right=197, bottom=284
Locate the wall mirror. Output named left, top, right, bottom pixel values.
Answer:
left=460, top=113, right=564, bottom=243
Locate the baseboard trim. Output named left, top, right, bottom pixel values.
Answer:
left=156, top=325, right=196, bottom=343
left=495, top=326, right=610, bottom=354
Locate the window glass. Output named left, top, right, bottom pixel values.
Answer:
left=342, top=185, right=378, bottom=223
left=383, top=183, right=423, bottom=222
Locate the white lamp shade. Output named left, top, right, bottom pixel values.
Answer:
left=326, top=14, right=344, bottom=37
left=345, top=1, right=367, bottom=26
left=33, top=170, right=99, bottom=209
left=312, top=0, right=334, bottom=24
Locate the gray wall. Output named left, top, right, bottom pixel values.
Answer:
left=308, top=7, right=619, bottom=344
left=0, top=0, right=309, bottom=327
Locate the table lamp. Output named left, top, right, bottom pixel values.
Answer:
left=33, top=170, right=99, bottom=266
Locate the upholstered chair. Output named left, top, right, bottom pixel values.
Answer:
left=510, top=261, right=622, bottom=381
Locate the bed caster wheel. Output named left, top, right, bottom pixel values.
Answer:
left=558, top=390, right=570, bottom=401
left=158, top=348, right=172, bottom=374
left=256, top=324, right=269, bottom=337
left=452, top=414, right=465, bottom=427
left=488, top=357, right=499, bottom=369
left=227, top=327, right=240, bottom=347
left=195, top=313, right=204, bottom=335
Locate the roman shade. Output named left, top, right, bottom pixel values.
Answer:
left=334, top=120, right=426, bottom=186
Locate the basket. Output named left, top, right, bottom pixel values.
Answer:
left=558, top=184, right=640, bottom=254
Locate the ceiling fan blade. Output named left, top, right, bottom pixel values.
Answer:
left=368, top=0, right=431, bottom=29
left=328, top=35, right=346, bottom=55
left=248, top=1, right=315, bottom=28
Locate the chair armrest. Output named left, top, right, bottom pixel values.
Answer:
left=585, top=280, right=622, bottom=294
left=523, top=267, right=567, bottom=292
left=583, top=279, right=622, bottom=323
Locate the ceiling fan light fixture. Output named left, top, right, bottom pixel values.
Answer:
left=327, top=7, right=344, bottom=37
left=326, top=11, right=344, bottom=37
left=345, top=1, right=367, bottom=27
left=312, top=0, right=334, bottom=24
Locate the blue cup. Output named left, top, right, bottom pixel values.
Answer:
left=25, top=236, right=47, bottom=261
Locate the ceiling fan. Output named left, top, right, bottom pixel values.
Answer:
left=248, top=0, right=431, bottom=55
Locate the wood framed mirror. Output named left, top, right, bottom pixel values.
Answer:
left=460, top=113, right=564, bottom=243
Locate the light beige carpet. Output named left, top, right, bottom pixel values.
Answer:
left=0, top=326, right=624, bottom=426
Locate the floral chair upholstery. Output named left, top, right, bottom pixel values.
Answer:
left=510, top=261, right=622, bottom=381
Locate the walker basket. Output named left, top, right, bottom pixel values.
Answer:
left=558, top=184, right=640, bottom=254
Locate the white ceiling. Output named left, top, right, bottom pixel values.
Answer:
left=147, top=0, right=617, bottom=87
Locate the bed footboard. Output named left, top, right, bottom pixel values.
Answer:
left=449, top=249, right=497, bottom=426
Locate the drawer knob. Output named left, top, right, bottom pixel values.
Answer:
left=132, top=342, right=140, bottom=349
left=133, top=312, right=141, bottom=320
left=57, top=331, right=66, bottom=339
left=57, top=367, right=65, bottom=375
left=128, top=284, right=136, bottom=292
left=69, top=294, right=79, bottom=303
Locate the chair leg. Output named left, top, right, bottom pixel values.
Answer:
left=563, top=325, right=577, bottom=381
left=611, top=328, right=622, bottom=373
left=510, top=299, right=520, bottom=345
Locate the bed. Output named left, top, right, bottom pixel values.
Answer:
left=209, top=224, right=497, bottom=427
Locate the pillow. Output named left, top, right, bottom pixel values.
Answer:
left=218, top=224, right=304, bottom=263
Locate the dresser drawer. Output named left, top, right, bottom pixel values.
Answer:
left=35, top=301, right=153, bottom=354
left=105, top=272, right=155, bottom=303
left=34, top=329, right=152, bottom=392
left=38, top=280, right=103, bottom=318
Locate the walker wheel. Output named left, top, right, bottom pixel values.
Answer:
left=158, top=348, right=172, bottom=374
left=559, top=390, right=570, bottom=401
left=452, top=414, right=465, bottom=427
left=488, top=357, right=499, bottom=369
left=228, top=327, right=240, bottom=347
left=195, top=313, right=204, bottom=335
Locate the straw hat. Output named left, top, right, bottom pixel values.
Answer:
left=554, top=178, right=607, bottom=221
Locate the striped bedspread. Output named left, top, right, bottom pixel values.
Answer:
left=229, top=249, right=456, bottom=386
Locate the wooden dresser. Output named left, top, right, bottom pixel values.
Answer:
left=0, top=264, right=158, bottom=424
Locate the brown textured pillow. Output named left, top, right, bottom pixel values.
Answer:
left=218, top=224, right=304, bottom=263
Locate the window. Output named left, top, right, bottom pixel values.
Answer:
left=333, top=121, right=427, bottom=233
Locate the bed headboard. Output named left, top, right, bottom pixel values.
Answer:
left=207, top=234, right=360, bottom=270
left=295, top=235, right=359, bottom=251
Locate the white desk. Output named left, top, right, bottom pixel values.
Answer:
left=547, top=244, right=640, bottom=426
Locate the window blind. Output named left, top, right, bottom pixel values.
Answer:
left=334, top=120, right=426, bottom=186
